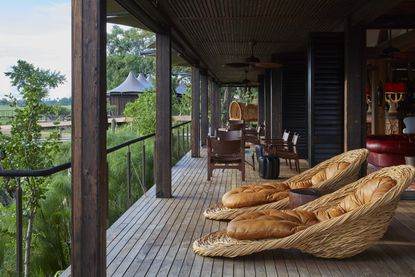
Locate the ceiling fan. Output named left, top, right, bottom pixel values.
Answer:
left=379, top=29, right=415, bottom=61
left=382, top=29, right=400, bottom=57
left=231, top=69, right=260, bottom=87
left=225, top=40, right=282, bottom=69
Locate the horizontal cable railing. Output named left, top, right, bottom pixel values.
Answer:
left=0, top=120, right=191, bottom=276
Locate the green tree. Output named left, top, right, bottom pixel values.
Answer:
left=0, top=60, right=65, bottom=276
left=107, top=26, right=155, bottom=90
left=123, top=90, right=156, bottom=135
left=173, top=89, right=192, bottom=116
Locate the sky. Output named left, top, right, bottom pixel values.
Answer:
left=0, top=0, right=71, bottom=99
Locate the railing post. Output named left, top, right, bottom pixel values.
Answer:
left=176, top=128, right=180, bottom=159
left=153, top=140, right=156, bottom=185
left=127, top=145, right=131, bottom=206
left=186, top=125, right=190, bottom=152
left=141, top=141, right=146, bottom=192
left=182, top=127, right=185, bottom=156
left=15, top=178, right=23, bottom=276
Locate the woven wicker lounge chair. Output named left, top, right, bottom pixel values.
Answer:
left=194, top=165, right=415, bottom=258
left=204, top=148, right=369, bottom=220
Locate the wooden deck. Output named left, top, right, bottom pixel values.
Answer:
left=63, top=150, right=415, bottom=276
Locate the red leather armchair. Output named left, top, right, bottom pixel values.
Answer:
left=366, top=135, right=415, bottom=167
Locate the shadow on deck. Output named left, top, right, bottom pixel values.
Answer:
left=62, top=150, right=415, bottom=276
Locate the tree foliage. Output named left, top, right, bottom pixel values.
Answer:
left=173, top=89, right=192, bottom=116
left=107, top=26, right=155, bottom=90
left=123, top=90, right=156, bottom=135
left=0, top=60, right=65, bottom=276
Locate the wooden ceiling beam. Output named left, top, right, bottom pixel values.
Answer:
left=365, top=15, right=415, bottom=29
left=351, top=0, right=403, bottom=26
left=115, top=0, right=167, bottom=34
left=376, top=30, right=415, bottom=52
left=176, top=16, right=345, bottom=21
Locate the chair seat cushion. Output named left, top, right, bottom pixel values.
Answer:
left=211, top=154, right=242, bottom=163
left=222, top=182, right=289, bottom=208
left=227, top=210, right=318, bottom=240
left=311, top=162, right=350, bottom=185
left=221, top=162, right=350, bottom=209
left=287, top=180, right=313, bottom=189
left=227, top=176, right=397, bottom=240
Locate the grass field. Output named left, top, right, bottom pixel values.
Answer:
left=0, top=104, right=72, bottom=125
left=0, top=105, right=17, bottom=124
left=0, top=105, right=17, bottom=111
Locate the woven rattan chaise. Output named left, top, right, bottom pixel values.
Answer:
left=194, top=165, right=415, bottom=258
left=204, top=148, right=369, bottom=220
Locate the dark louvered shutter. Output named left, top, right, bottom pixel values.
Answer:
left=308, top=33, right=344, bottom=166
left=280, top=53, right=308, bottom=159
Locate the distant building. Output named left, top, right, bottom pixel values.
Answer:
left=107, top=71, right=147, bottom=116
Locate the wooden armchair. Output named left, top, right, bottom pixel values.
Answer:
left=243, top=125, right=263, bottom=145
left=272, top=133, right=301, bottom=172
left=267, top=133, right=301, bottom=173
left=260, top=129, right=291, bottom=150
left=207, top=136, right=245, bottom=181
left=228, top=120, right=245, bottom=131
left=217, top=130, right=242, bottom=141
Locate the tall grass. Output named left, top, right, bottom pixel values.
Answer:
left=0, top=123, right=191, bottom=276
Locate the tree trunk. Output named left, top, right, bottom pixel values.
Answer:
left=24, top=208, right=36, bottom=277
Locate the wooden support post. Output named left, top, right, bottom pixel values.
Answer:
left=155, top=32, right=172, bottom=198
left=210, top=81, right=219, bottom=135
left=344, top=19, right=366, bottom=150
left=222, top=87, right=231, bottom=124
left=370, top=67, right=377, bottom=135
left=216, top=85, right=221, bottom=127
left=372, top=60, right=387, bottom=134
left=264, top=70, right=271, bottom=138
left=200, top=73, right=208, bottom=146
left=71, top=0, right=107, bottom=274
left=191, top=67, right=200, bottom=157
left=271, top=69, right=283, bottom=139
left=258, top=74, right=265, bottom=127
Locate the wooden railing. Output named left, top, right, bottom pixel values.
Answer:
left=0, top=120, right=191, bottom=276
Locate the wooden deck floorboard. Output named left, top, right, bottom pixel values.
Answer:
left=62, top=149, right=415, bottom=276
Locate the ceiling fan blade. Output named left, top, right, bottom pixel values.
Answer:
left=225, top=62, right=249, bottom=68
left=254, top=62, right=283, bottom=69
left=248, top=81, right=260, bottom=86
left=391, top=51, right=415, bottom=59
left=383, top=45, right=400, bottom=56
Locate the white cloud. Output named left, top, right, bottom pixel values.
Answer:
left=0, top=2, right=71, bottom=99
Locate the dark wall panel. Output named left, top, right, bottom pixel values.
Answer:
left=308, top=33, right=344, bottom=166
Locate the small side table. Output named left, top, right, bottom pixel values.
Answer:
left=405, top=156, right=415, bottom=167
left=289, top=188, right=324, bottom=208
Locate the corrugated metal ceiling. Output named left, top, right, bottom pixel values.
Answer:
left=110, top=0, right=406, bottom=84
left=158, top=0, right=372, bottom=83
